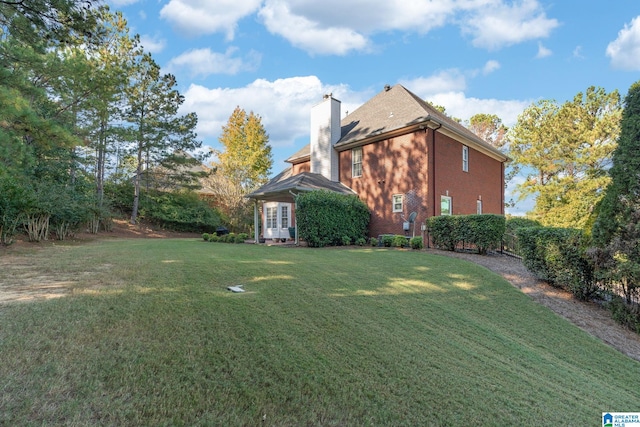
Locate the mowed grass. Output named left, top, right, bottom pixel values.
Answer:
left=0, top=240, right=638, bottom=426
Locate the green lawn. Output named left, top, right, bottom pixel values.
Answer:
left=0, top=239, right=638, bottom=426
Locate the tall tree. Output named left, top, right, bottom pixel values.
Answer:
left=124, top=53, right=201, bottom=224
left=507, top=87, right=621, bottom=228
left=216, top=106, right=272, bottom=191
left=593, top=81, right=640, bottom=245
left=468, top=113, right=508, bottom=149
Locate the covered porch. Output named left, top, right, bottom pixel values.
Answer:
left=246, top=170, right=356, bottom=245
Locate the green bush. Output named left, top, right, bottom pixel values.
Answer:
left=369, top=237, right=378, bottom=247
left=382, top=235, right=394, bottom=247
left=427, top=216, right=458, bottom=251
left=341, top=235, right=352, bottom=246
left=428, top=214, right=504, bottom=254
left=208, top=234, right=219, bottom=242
left=392, top=235, right=407, bottom=248
left=356, top=237, right=367, bottom=246
left=410, top=236, right=423, bottom=250
left=296, top=191, right=370, bottom=248
left=605, top=296, right=640, bottom=333
left=516, top=227, right=598, bottom=300
left=202, top=233, right=209, bottom=241
left=235, top=233, right=249, bottom=243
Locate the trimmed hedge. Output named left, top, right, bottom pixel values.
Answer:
left=427, top=214, right=505, bottom=254
left=296, top=191, right=370, bottom=248
left=516, top=227, right=598, bottom=300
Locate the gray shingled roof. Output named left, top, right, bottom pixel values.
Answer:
left=246, top=171, right=356, bottom=202
left=286, top=84, right=507, bottom=164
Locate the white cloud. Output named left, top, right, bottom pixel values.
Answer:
left=536, top=41, right=552, bottom=58
left=483, top=60, right=501, bottom=75
left=166, top=47, right=261, bottom=78
left=181, top=76, right=355, bottom=148
left=606, top=16, right=640, bottom=70
left=572, top=45, right=584, bottom=59
left=139, top=34, right=167, bottom=54
left=424, top=91, right=529, bottom=127
left=160, top=0, right=262, bottom=39
left=462, top=0, right=559, bottom=50
left=258, top=1, right=369, bottom=55
left=400, top=69, right=467, bottom=96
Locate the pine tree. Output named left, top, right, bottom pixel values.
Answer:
left=592, top=81, right=640, bottom=245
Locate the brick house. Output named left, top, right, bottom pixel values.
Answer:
left=247, top=84, right=508, bottom=242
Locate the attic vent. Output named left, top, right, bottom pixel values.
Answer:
left=384, top=84, right=391, bottom=91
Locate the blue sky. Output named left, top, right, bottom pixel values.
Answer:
left=108, top=0, right=640, bottom=214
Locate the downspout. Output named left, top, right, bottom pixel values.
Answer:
left=289, top=191, right=299, bottom=246
left=428, top=121, right=442, bottom=248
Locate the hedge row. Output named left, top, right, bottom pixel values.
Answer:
left=296, top=191, right=370, bottom=248
left=202, top=232, right=249, bottom=244
left=427, top=214, right=505, bottom=254
left=516, top=227, right=599, bottom=301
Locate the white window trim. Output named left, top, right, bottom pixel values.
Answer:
left=441, top=195, right=452, bottom=216
left=462, top=145, right=469, bottom=172
left=352, top=147, right=363, bottom=178
left=392, top=194, right=404, bottom=213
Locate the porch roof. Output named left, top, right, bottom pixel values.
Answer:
left=246, top=170, right=356, bottom=203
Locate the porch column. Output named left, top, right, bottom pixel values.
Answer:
left=253, top=200, right=259, bottom=244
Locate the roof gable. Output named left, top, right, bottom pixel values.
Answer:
left=336, top=84, right=507, bottom=162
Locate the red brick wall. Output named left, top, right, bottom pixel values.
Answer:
left=433, top=132, right=504, bottom=216
left=339, top=131, right=430, bottom=238
left=339, top=129, right=504, bottom=238
left=287, top=130, right=504, bottom=239
left=291, top=161, right=310, bottom=175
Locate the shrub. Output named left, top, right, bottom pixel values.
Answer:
left=428, top=215, right=505, bottom=254
left=382, top=235, right=394, bottom=247
left=202, top=233, right=209, bottom=241
left=355, top=237, right=367, bottom=246
left=369, top=237, right=378, bottom=247
left=516, top=226, right=598, bottom=300
left=392, top=235, right=407, bottom=248
left=427, top=216, right=457, bottom=251
left=225, top=233, right=236, bottom=243
left=235, top=233, right=249, bottom=243
left=208, top=234, right=219, bottom=242
left=296, top=191, right=370, bottom=248
left=605, top=296, right=640, bottom=333
left=410, top=236, right=424, bottom=250
left=341, top=235, right=352, bottom=246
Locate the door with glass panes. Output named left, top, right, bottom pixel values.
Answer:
left=263, top=202, right=291, bottom=240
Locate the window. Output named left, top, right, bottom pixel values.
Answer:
left=462, top=145, right=469, bottom=172
left=392, top=194, right=404, bottom=213
left=280, top=205, right=289, bottom=229
left=477, top=199, right=482, bottom=214
left=266, top=206, right=277, bottom=229
left=352, top=147, right=363, bottom=177
left=440, top=195, right=452, bottom=215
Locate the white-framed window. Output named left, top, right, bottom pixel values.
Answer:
left=441, top=195, right=452, bottom=215
left=266, top=206, right=278, bottom=229
left=477, top=199, right=482, bottom=214
left=352, top=147, right=363, bottom=177
left=462, top=145, right=469, bottom=172
left=392, top=194, right=404, bottom=213
left=280, top=205, right=289, bottom=229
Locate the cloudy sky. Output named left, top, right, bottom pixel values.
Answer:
left=109, top=0, right=640, bottom=214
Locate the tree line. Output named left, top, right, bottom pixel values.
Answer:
left=0, top=0, right=215, bottom=242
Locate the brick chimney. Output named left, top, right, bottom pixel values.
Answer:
left=310, top=94, right=341, bottom=182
